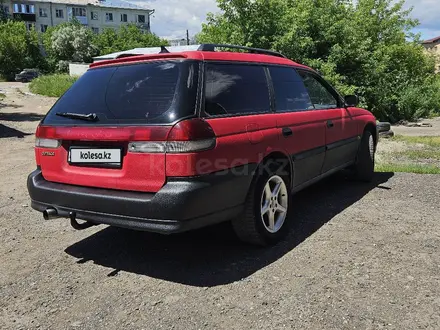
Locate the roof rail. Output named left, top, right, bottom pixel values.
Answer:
left=197, top=44, right=287, bottom=58
left=109, top=44, right=286, bottom=61
left=159, top=46, right=170, bottom=54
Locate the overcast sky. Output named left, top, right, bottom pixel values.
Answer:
left=129, top=0, right=439, bottom=41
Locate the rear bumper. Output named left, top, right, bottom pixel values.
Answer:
left=27, top=166, right=256, bottom=234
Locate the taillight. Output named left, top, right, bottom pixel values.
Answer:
left=128, top=119, right=216, bottom=153
left=167, top=118, right=215, bottom=141
left=35, top=125, right=61, bottom=148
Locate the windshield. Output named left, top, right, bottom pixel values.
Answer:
left=42, top=60, right=200, bottom=125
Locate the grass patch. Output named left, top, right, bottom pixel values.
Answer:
left=392, top=135, right=440, bottom=147
left=394, top=149, right=440, bottom=161
left=0, top=93, right=5, bottom=100
left=0, top=75, right=7, bottom=82
left=377, top=135, right=440, bottom=174
left=376, top=163, right=440, bottom=174
left=29, top=74, right=78, bottom=97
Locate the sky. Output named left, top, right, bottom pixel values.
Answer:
left=128, top=0, right=440, bottom=41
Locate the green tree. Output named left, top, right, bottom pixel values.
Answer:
left=93, top=24, right=168, bottom=56
left=0, top=20, right=46, bottom=80
left=199, top=0, right=440, bottom=121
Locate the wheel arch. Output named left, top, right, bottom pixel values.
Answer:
left=253, top=151, right=293, bottom=190
left=363, top=122, right=378, bottom=149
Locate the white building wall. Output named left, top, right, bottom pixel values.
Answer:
left=69, top=63, right=89, bottom=76
left=51, top=4, right=69, bottom=25
left=87, top=6, right=150, bottom=32
left=34, top=2, right=52, bottom=31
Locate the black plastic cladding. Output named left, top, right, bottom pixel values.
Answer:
left=27, top=164, right=258, bottom=233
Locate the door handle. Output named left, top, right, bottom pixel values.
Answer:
left=281, top=127, right=293, bottom=137
left=327, top=120, right=334, bottom=128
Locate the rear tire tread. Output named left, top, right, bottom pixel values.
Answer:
left=232, top=178, right=266, bottom=245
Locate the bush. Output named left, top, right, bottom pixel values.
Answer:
left=43, top=20, right=98, bottom=72
left=29, top=74, right=77, bottom=97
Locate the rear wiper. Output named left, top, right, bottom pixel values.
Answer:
left=55, top=112, right=98, bottom=121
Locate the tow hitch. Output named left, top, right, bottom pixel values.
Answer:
left=69, top=212, right=95, bottom=230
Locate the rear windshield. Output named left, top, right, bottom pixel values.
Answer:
left=42, top=60, right=200, bottom=125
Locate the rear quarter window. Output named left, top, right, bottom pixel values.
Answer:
left=204, top=63, right=270, bottom=116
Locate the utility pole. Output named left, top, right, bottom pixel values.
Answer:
left=186, top=29, right=190, bottom=45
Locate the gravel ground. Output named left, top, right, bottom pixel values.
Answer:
left=1, top=84, right=440, bottom=329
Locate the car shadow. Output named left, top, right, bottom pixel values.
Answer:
left=65, top=171, right=394, bottom=287
left=0, top=124, right=32, bottom=138
left=0, top=111, right=44, bottom=122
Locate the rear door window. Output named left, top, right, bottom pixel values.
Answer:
left=42, top=60, right=200, bottom=125
left=298, top=71, right=339, bottom=109
left=204, top=63, right=270, bottom=116
left=269, top=66, right=313, bottom=112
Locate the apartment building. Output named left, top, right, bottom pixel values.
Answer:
left=1, top=0, right=154, bottom=34
left=422, top=36, right=440, bottom=73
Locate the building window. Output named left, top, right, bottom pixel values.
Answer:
left=13, top=3, right=34, bottom=13
left=120, top=13, right=127, bottom=22
left=90, top=11, right=98, bottom=20
left=137, top=14, right=145, bottom=23
left=92, top=27, right=99, bottom=34
left=3, top=5, right=9, bottom=14
left=26, top=23, right=34, bottom=31
left=72, top=7, right=86, bottom=17
left=39, top=7, right=48, bottom=17
left=106, top=12, right=113, bottom=22
left=15, top=3, right=34, bottom=13
left=55, top=9, right=63, bottom=18
left=40, top=24, right=48, bottom=32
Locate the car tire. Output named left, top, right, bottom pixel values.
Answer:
left=232, top=163, right=291, bottom=246
left=353, top=130, right=375, bottom=182
left=377, top=122, right=391, bottom=133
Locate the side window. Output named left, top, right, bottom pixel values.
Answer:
left=269, top=66, right=313, bottom=112
left=299, top=72, right=338, bottom=109
left=204, top=63, right=270, bottom=116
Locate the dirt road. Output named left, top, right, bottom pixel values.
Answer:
left=1, top=84, right=440, bottom=329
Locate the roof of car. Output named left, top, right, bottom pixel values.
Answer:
left=90, top=51, right=310, bottom=69
left=89, top=44, right=311, bottom=70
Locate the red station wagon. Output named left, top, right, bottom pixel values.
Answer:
left=27, top=44, right=378, bottom=245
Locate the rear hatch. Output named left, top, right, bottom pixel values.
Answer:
left=35, top=59, right=200, bottom=192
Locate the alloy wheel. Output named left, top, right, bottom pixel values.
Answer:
left=260, top=175, right=288, bottom=233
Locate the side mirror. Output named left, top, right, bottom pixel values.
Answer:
left=344, top=95, right=359, bottom=107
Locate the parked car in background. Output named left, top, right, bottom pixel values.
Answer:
left=15, top=69, right=40, bottom=83
left=27, top=44, right=378, bottom=246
